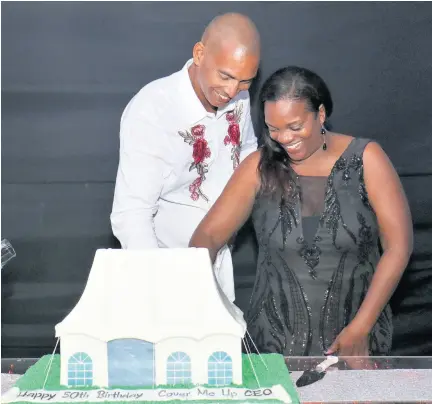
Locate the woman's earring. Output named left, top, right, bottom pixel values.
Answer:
left=321, top=126, right=327, bottom=151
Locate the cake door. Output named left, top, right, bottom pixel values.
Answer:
left=107, top=339, right=155, bottom=387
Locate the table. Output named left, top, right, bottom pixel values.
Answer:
left=3, top=356, right=432, bottom=403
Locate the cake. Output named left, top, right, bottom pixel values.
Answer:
left=2, top=248, right=299, bottom=403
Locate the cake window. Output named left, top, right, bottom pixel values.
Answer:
left=166, top=351, right=192, bottom=385
left=207, top=351, right=232, bottom=386
left=67, top=352, right=93, bottom=387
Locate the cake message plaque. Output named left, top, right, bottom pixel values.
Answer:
left=4, top=385, right=292, bottom=403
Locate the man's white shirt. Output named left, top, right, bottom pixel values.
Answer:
left=111, top=59, right=258, bottom=302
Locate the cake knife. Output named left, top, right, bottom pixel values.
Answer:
left=296, top=355, right=339, bottom=387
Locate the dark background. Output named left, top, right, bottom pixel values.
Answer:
left=2, top=2, right=432, bottom=358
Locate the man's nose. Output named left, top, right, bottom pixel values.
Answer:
left=226, top=81, right=240, bottom=98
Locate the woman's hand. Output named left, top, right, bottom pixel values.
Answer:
left=326, top=322, right=369, bottom=357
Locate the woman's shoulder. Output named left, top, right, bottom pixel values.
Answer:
left=234, top=150, right=262, bottom=180
left=330, top=133, right=362, bottom=146
left=331, top=134, right=390, bottom=168
left=330, top=133, right=380, bottom=156
left=330, top=133, right=374, bottom=143
left=240, top=149, right=262, bottom=168
left=235, top=150, right=264, bottom=191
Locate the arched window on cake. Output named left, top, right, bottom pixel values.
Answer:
left=68, top=352, right=93, bottom=387
left=207, top=351, right=232, bottom=386
left=166, top=352, right=192, bottom=385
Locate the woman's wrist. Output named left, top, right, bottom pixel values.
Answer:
left=349, top=313, right=376, bottom=336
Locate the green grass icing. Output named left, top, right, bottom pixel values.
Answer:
left=13, top=353, right=299, bottom=403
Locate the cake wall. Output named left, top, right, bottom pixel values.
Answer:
left=155, top=335, right=242, bottom=386
left=60, top=334, right=108, bottom=387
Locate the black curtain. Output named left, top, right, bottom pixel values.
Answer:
left=2, top=1, right=432, bottom=357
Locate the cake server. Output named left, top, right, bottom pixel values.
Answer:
left=295, top=355, right=338, bottom=387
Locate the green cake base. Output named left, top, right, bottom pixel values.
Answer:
left=12, top=353, right=299, bottom=403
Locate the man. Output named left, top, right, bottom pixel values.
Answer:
left=110, top=13, right=260, bottom=302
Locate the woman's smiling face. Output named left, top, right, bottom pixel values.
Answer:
left=264, top=98, right=325, bottom=162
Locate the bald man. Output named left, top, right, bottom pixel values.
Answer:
left=111, top=13, right=260, bottom=302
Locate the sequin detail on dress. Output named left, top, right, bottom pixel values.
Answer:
left=320, top=157, right=358, bottom=248
left=297, top=236, right=322, bottom=279
left=320, top=252, right=348, bottom=352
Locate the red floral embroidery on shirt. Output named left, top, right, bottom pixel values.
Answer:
left=178, top=124, right=210, bottom=202
left=224, top=103, right=243, bottom=169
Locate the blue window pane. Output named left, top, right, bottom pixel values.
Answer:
left=166, top=351, right=192, bottom=386
left=207, top=351, right=233, bottom=386
left=68, top=352, right=93, bottom=387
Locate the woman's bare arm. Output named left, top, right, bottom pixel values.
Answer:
left=189, top=151, right=261, bottom=262
left=352, top=142, right=413, bottom=332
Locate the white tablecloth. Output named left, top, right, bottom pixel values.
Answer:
left=3, top=369, right=432, bottom=402
left=1, top=374, right=20, bottom=394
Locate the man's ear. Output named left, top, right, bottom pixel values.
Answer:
left=192, top=42, right=205, bottom=66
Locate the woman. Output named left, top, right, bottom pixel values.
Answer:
left=189, top=66, right=413, bottom=356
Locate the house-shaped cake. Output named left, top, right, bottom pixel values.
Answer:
left=55, top=248, right=246, bottom=388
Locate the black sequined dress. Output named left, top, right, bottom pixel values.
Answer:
left=247, top=138, right=392, bottom=356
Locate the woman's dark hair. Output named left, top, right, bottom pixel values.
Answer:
left=257, top=66, right=333, bottom=199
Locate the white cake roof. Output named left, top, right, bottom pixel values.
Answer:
left=55, top=248, right=246, bottom=342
